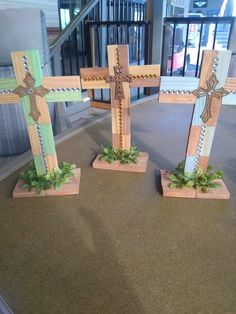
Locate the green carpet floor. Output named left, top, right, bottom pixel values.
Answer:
left=0, top=99, right=236, bottom=313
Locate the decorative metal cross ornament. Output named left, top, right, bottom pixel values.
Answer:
left=81, top=45, right=160, bottom=150
left=0, top=50, right=83, bottom=177
left=192, top=73, right=229, bottom=123
left=105, top=65, right=132, bottom=99
left=13, top=72, right=50, bottom=121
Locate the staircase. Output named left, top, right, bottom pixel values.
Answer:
left=49, top=0, right=148, bottom=129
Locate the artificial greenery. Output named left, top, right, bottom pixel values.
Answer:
left=20, top=162, right=76, bottom=194
left=99, top=145, right=140, bottom=164
left=168, top=160, right=223, bottom=193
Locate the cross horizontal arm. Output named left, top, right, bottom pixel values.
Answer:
left=80, top=67, right=109, bottom=89
left=129, top=65, right=160, bottom=88
left=0, top=77, right=19, bottom=104
left=43, top=76, right=82, bottom=102
left=223, top=78, right=236, bottom=105
left=159, top=77, right=199, bottom=104
left=0, top=76, right=83, bottom=105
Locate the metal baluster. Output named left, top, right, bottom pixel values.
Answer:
left=118, top=0, right=121, bottom=21
left=81, top=21, right=85, bottom=67
left=122, top=0, right=125, bottom=21
left=68, top=35, right=73, bottom=75
left=182, top=22, right=190, bottom=77
left=170, top=23, right=176, bottom=76
left=61, top=44, right=65, bottom=75
left=96, top=24, right=103, bottom=100
left=212, top=22, right=218, bottom=49
left=117, top=24, right=119, bottom=43
left=108, top=0, right=110, bottom=20
left=73, top=28, right=79, bottom=75
left=113, top=0, right=115, bottom=21
left=227, top=22, right=233, bottom=49
left=195, top=22, right=203, bottom=77
left=137, top=24, right=141, bottom=99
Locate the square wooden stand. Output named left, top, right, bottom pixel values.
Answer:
left=160, top=170, right=230, bottom=199
left=92, top=152, right=149, bottom=173
left=12, top=168, right=81, bottom=198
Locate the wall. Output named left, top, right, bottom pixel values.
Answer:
left=0, top=0, right=59, bottom=27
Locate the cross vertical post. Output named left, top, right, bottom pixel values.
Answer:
left=81, top=44, right=160, bottom=172
left=159, top=49, right=235, bottom=199
left=0, top=50, right=84, bottom=197
left=184, top=50, right=231, bottom=173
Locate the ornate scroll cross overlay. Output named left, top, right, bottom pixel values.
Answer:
left=13, top=72, right=49, bottom=122
left=192, top=73, right=229, bottom=123
left=105, top=65, right=132, bottom=100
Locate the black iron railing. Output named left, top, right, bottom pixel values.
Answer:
left=106, top=0, right=146, bottom=21
left=50, top=0, right=101, bottom=76
left=161, top=16, right=236, bottom=77
left=58, top=0, right=146, bottom=29
left=84, top=20, right=150, bottom=101
left=51, top=0, right=147, bottom=77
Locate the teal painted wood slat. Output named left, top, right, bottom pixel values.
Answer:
left=0, top=78, right=17, bottom=89
left=160, top=77, right=199, bottom=91
left=184, top=156, right=197, bottom=173
left=191, top=97, right=205, bottom=126
left=222, top=94, right=236, bottom=105
left=45, top=91, right=82, bottom=103
left=214, top=50, right=232, bottom=89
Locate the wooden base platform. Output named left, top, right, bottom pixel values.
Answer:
left=92, top=152, right=149, bottom=173
left=12, top=168, right=81, bottom=198
left=160, top=170, right=230, bottom=199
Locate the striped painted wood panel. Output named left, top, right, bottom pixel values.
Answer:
left=222, top=94, right=236, bottom=105
left=199, top=126, right=216, bottom=157
left=191, top=97, right=206, bottom=126
left=214, top=50, right=232, bottom=89
left=184, top=156, right=197, bottom=173
left=159, top=77, right=199, bottom=103
left=184, top=50, right=231, bottom=174
left=11, top=50, right=57, bottom=175
left=160, top=77, right=199, bottom=92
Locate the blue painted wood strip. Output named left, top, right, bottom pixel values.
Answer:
left=160, top=77, right=199, bottom=91
left=222, top=94, right=236, bottom=105
left=184, top=156, right=197, bottom=173
left=200, top=126, right=216, bottom=157
left=191, top=97, right=205, bottom=126
left=215, top=50, right=232, bottom=89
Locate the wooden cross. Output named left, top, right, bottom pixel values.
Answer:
left=159, top=49, right=236, bottom=198
left=0, top=50, right=83, bottom=196
left=81, top=45, right=160, bottom=151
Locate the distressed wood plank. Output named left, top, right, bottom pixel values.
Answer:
left=43, top=76, right=81, bottom=89
left=129, top=65, right=160, bottom=87
left=80, top=67, right=109, bottom=89
left=0, top=93, right=19, bottom=104
left=159, top=77, right=199, bottom=104
left=90, top=101, right=111, bottom=110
